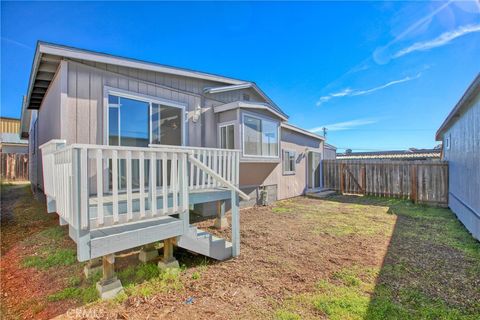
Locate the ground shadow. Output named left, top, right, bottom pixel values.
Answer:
left=322, top=194, right=480, bottom=319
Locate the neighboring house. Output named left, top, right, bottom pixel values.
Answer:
left=18, top=41, right=329, bottom=295
left=436, top=73, right=480, bottom=241
left=336, top=148, right=441, bottom=161
left=324, top=143, right=337, bottom=160
left=0, top=117, right=28, bottom=154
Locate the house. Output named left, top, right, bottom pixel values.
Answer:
left=19, top=42, right=328, bottom=298
left=436, top=73, right=480, bottom=241
left=324, top=143, right=337, bottom=160
left=0, top=117, right=28, bottom=154
left=336, top=148, right=441, bottom=161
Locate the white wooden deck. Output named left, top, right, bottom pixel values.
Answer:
left=40, top=140, right=249, bottom=262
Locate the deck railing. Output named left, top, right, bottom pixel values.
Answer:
left=41, top=141, right=248, bottom=231
left=41, top=141, right=191, bottom=231
left=149, top=144, right=240, bottom=190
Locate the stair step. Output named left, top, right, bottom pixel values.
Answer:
left=177, top=226, right=232, bottom=261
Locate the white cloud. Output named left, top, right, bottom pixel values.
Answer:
left=393, top=24, right=480, bottom=58
left=316, top=74, right=421, bottom=106
left=309, top=118, right=379, bottom=133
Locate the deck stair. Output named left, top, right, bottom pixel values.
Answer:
left=177, top=225, right=232, bottom=260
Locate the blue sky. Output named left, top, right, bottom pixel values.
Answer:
left=1, top=1, right=479, bottom=152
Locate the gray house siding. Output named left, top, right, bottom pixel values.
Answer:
left=443, top=93, right=480, bottom=240
left=31, top=64, right=63, bottom=189
left=63, top=59, right=268, bottom=148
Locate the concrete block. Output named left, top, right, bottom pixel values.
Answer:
left=96, top=277, right=123, bottom=299
left=158, top=258, right=179, bottom=270
left=139, top=244, right=159, bottom=263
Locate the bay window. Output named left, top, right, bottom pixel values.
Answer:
left=243, top=115, right=279, bottom=157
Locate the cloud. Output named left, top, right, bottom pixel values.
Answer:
left=1, top=37, right=32, bottom=50
left=393, top=23, right=480, bottom=58
left=309, top=118, right=379, bottom=133
left=316, top=73, right=421, bottom=106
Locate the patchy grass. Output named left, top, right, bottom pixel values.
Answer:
left=273, top=196, right=480, bottom=320
left=22, top=248, right=76, bottom=269
left=116, top=267, right=184, bottom=302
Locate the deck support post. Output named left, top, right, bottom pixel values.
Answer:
left=139, top=243, right=160, bottom=263
left=83, top=257, right=102, bottom=278
left=214, top=200, right=228, bottom=230
left=158, top=238, right=179, bottom=269
left=96, top=254, right=123, bottom=299
left=231, top=190, right=240, bottom=257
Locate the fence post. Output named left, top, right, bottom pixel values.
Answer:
left=410, top=165, right=418, bottom=204
left=361, top=165, right=366, bottom=195
left=340, top=163, right=345, bottom=194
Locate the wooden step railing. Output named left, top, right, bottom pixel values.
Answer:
left=149, top=144, right=240, bottom=190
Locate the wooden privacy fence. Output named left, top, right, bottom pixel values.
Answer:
left=322, top=160, right=449, bottom=206
left=1, top=153, right=29, bottom=181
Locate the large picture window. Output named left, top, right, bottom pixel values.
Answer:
left=108, top=92, right=183, bottom=147
left=243, top=115, right=279, bottom=157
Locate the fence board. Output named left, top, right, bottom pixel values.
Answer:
left=1, top=153, right=29, bottom=181
left=322, top=160, right=448, bottom=206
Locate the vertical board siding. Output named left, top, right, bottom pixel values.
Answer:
left=323, top=160, right=449, bottom=205
left=66, top=60, right=244, bottom=148
left=443, top=93, right=480, bottom=240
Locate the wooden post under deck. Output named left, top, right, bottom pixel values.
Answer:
left=214, top=200, right=228, bottom=230
left=158, top=238, right=179, bottom=269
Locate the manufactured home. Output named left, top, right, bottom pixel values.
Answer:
left=436, top=73, right=480, bottom=241
left=20, top=42, right=327, bottom=297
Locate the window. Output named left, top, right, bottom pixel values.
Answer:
left=107, top=91, right=184, bottom=191
left=243, top=115, right=279, bottom=157
left=108, top=92, right=183, bottom=147
left=108, top=95, right=149, bottom=147
left=151, top=103, right=182, bottom=145
left=219, top=124, right=235, bottom=149
left=283, top=150, right=296, bottom=174
left=445, top=134, right=450, bottom=150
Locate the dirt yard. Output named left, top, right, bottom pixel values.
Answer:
left=1, top=183, right=479, bottom=319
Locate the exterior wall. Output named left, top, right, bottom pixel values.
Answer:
left=443, top=92, right=480, bottom=240
left=32, top=63, right=63, bottom=189
left=63, top=59, right=266, bottom=148
left=0, top=118, right=21, bottom=134
left=324, top=146, right=337, bottom=160
left=0, top=144, right=28, bottom=154
left=239, top=127, right=323, bottom=202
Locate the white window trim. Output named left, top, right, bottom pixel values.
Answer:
left=241, top=111, right=280, bottom=159
left=103, top=86, right=186, bottom=146
left=445, top=134, right=451, bottom=150
left=218, top=122, right=236, bottom=149
left=283, top=149, right=296, bottom=175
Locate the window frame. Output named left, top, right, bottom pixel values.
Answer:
left=104, top=86, right=186, bottom=146
left=283, top=149, right=297, bottom=175
left=218, top=122, right=235, bottom=149
left=241, top=112, right=280, bottom=159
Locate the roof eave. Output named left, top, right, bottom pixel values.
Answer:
left=436, top=73, right=480, bottom=141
